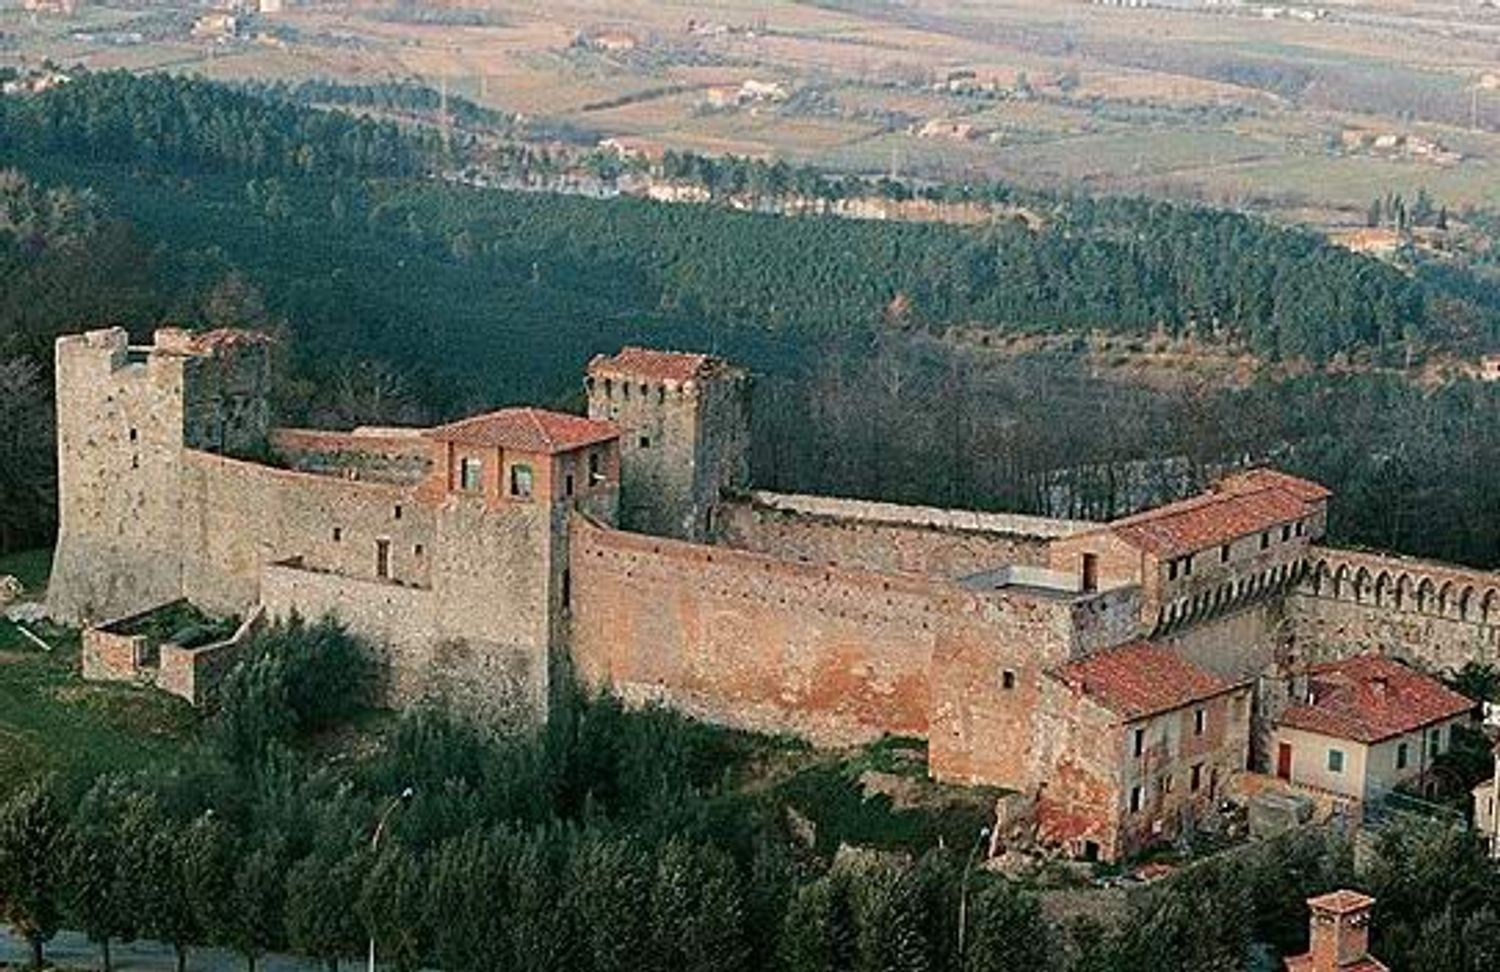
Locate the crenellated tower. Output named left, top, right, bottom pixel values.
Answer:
left=585, top=346, right=750, bottom=541
left=48, top=327, right=271, bottom=622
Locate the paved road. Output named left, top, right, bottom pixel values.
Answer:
left=0, top=929, right=334, bottom=971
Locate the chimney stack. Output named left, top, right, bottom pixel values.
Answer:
left=1285, top=890, right=1386, bottom=972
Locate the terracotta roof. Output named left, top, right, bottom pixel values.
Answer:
left=1307, top=890, right=1375, bottom=915
left=1277, top=655, right=1475, bottom=744
left=424, top=407, right=618, bottom=454
left=1108, top=486, right=1311, bottom=558
left=1285, top=957, right=1386, bottom=972
left=1051, top=641, right=1241, bottom=721
left=588, top=347, right=723, bottom=383
left=1217, top=468, right=1332, bottom=503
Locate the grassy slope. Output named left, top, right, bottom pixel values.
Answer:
left=0, top=547, right=197, bottom=800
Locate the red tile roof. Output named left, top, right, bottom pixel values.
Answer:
left=1307, top=890, right=1375, bottom=915
left=1285, top=957, right=1387, bottom=972
left=588, top=347, right=723, bottom=383
left=1102, top=468, right=1327, bottom=558
left=1277, top=655, right=1475, bottom=744
left=424, top=407, right=618, bottom=454
left=1218, top=468, right=1331, bottom=503
left=1051, top=641, right=1241, bottom=721
left=1109, top=486, right=1311, bottom=558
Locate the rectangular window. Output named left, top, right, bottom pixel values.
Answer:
left=1190, top=763, right=1203, bottom=792
left=128, top=427, right=138, bottom=442
left=460, top=457, right=483, bottom=492
left=375, top=538, right=391, bottom=580
left=1397, top=742, right=1409, bottom=770
left=1281, top=524, right=1292, bottom=542
left=1296, top=519, right=1307, bottom=536
left=588, top=451, right=603, bottom=484
left=1260, top=531, right=1271, bottom=550
left=1429, top=728, right=1442, bottom=758
left=1194, top=708, right=1207, bottom=736
left=1158, top=774, right=1173, bottom=794
left=1129, top=785, right=1142, bottom=814
left=1168, top=560, right=1179, bottom=581
left=639, top=435, right=652, bottom=449
left=1327, top=749, right=1345, bottom=773
left=332, top=527, right=343, bottom=543
left=1220, top=543, right=1230, bottom=563
left=1001, top=670, right=1016, bottom=690
left=565, top=473, right=575, bottom=497
left=510, top=464, right=534, bottom=498
left=413, top=543, right=424, bottom=558
left=394, top=504, right=403, bottom=520
left=1133, top=727, right=1146, bottom=757
left=1183, top=555, right=1193, bottom=577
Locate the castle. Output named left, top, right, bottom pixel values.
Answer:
left=51, top=326, right=1500, bottom=861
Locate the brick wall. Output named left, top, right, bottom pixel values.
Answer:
left=570, top=513, right=1142, bottom=783
left=569, top=514, right=940, bottom=745
left=718, top=491, right=1090, bottom=579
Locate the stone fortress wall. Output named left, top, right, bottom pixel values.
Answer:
left=49, top=327, right=1500, bottom=857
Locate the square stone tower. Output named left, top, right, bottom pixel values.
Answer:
left=1285, top=890, right=1385, bottom=972
left=49, top=327, right=271, bottom=623
left=585, top=347, right=749, bottom=541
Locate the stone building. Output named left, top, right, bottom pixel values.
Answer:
left=51, top=328, right=1499, bottom=861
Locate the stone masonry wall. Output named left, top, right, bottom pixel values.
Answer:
left=179, top=450, right=434, bottom=615
left=927, top=584, right=1142, bottom=790
left=1286, top=546, right=1500, bottom=672
left=719, top=491, right=1090, bottom=579
left=50, top=330, right=188, bottom=622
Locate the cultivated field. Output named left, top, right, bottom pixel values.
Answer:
left=5, top=0, right=1500, bottom=227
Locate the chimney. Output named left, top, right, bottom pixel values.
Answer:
left=1288, top=890, right=1384, bottom=972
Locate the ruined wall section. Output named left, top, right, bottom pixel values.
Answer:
left=1286, top=546, right=1500, bottom=672
left=50, top=329, right=187, bottom=622
left=719, top=491, right=1091, bottom=579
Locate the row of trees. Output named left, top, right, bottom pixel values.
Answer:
left=2, top=634, right=1495, bottom=972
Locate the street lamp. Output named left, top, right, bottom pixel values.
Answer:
left=368, top=786, right=414, bottom=972
left=957, top=826, right=991, bottom=959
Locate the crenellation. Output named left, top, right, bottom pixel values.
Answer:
left=51, top=328, right=1495, bottom=863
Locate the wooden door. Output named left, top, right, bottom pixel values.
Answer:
left=1276, top=742, right=1293, bottom=781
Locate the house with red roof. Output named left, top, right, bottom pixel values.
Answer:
left=1049, top=469, right=1330, bottom=641
left=1271, top=655, right=1475, bottom=803
left=425, top=406, right=620, bottom=510
left=1036, top=641, right=1253, bottom=861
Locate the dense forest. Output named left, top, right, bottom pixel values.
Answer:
left=2, top=70, right=1500, bottom=567
left=3, top=619, right=1496, bottom=972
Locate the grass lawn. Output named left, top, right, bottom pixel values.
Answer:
left=0, top=626, right=198, bottom=803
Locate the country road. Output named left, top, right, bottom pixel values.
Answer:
left=0, top=929, right=337, bottom=971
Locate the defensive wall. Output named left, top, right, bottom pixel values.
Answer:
left=569, top=512, right=1141, bottom=790
left=716, top=490, right=1092, bottom=579
left=1286, top=545, right=1500, bottom=672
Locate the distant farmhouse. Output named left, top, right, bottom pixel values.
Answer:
left=51, top=327, right=1491, bottom=861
